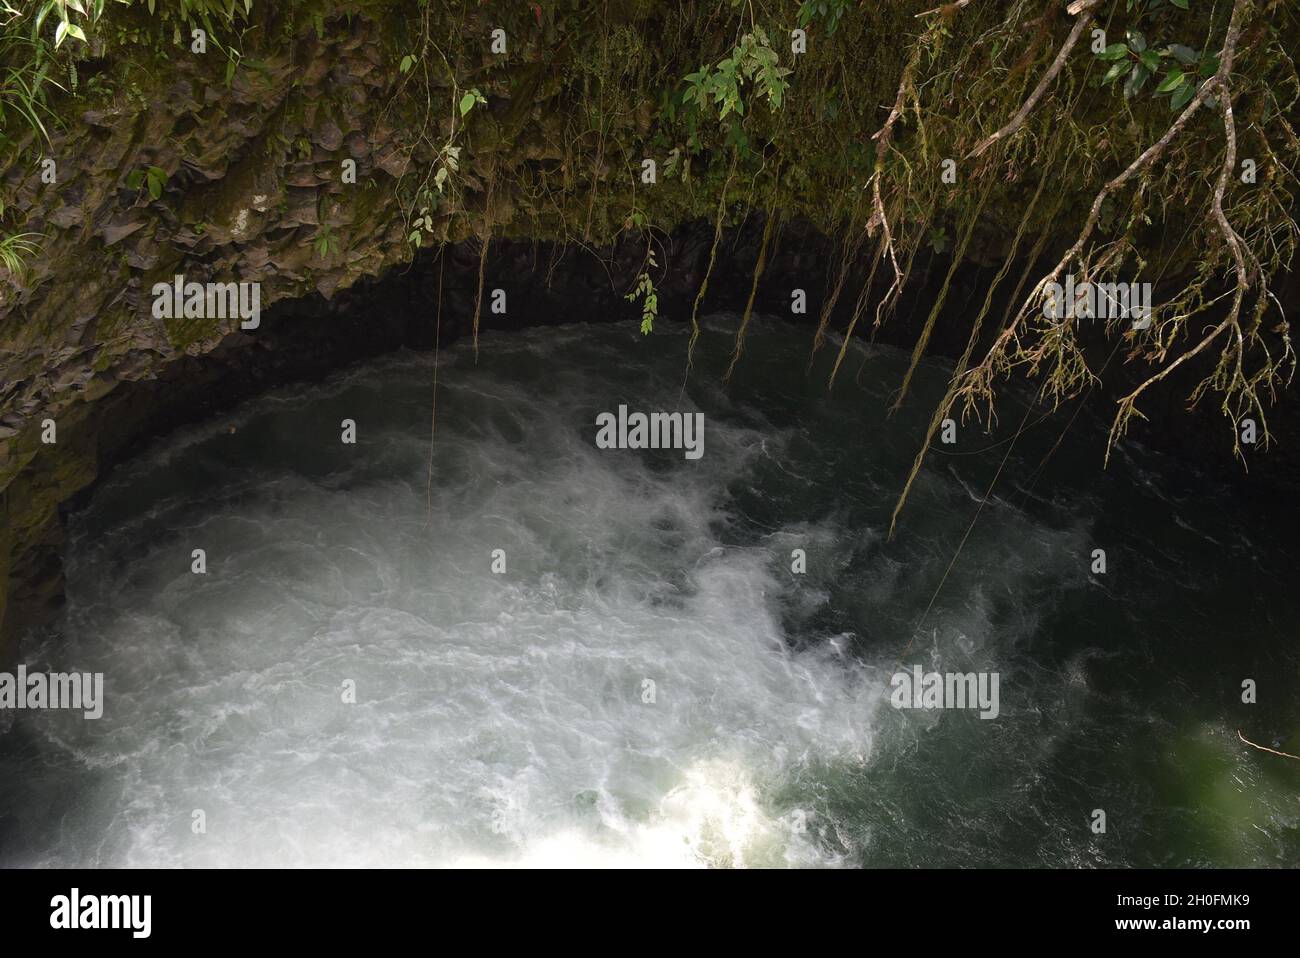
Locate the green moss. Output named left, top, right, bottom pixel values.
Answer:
left=163, top=313, right=222, bottom=350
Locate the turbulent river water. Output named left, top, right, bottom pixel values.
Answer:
left=0, top=316, right=1296, bottom=867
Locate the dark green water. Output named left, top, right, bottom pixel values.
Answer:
left=0, top=315, right=1296, bottom=866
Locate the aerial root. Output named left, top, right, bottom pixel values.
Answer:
left=683, top=157, right=737, bottom=392
left=724, top=198, right=778, bottom=384
left=889, top=157, right=1053, bottom=536
left=968, top=0, right=1103, bottom=160
left=891, top=179, right=992, bottom=414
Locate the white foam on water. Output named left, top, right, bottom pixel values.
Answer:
left=6, top=322, right=1181, bottom=868
left=17, top=340, right=881, bottom=868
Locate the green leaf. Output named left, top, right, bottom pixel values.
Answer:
left=1099, top=43, right=1130, bottom=60
left=399, top=55, right=414, bottom=74
left=1156, top=70, right=1185, bottom=93
left=1126, top=30, right=1147, bottom=53
left=147, top=176, right=162, bottom=200
left=1170, top=82, right=1195, bottom=111
left=125, top=170, right=144, bottom=190
left=1168, top=44, right=1198, bottom=65
left=1200, top=55, right=1219, bottom=77
left=1103, top=61, right=1129, bottom=85
left=1139, top=50, right=1161, bottom=73
left=1123, top=64, right=1151, bottom=98
left=459, top=92, right=476, bottom=116
left=1170, top=0, right=1188, bottom=8
left=65, top=23, right=86, bottom=43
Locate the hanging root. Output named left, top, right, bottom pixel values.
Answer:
left=889, top=158, right=1054, bottom=536
left=471, top=230, right=488, bottom=360
left=828, top=236, right=884, bottom=389
left=864, top=20, right=940, bottom=338
left=867, top=157, right=908, bottom=328
left=875, top=203, right=935, bottom=335
left=684, top=153, right=737, bottom=390
left=724, top=200, right=778, bottom=384
left=470, top=170, right=496, bottom=361
left=1105, top=0, right=1292, bottom=463
left=956, top=0, right=1260, bottom=430
left=809, top=223, right=864, bottom=371
left=890, top=179, right=992, bottom=413
left=968, top=0, right=1103, bottom=159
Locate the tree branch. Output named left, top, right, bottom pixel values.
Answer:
left=915, top=0, right=976, bottom=18
left=967, top=0, right=1102, bottom=159
left=1106, top=0, right=1263, bottom=456
left=1238, top=729, right=1300, bottom=761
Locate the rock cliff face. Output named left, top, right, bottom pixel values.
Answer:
left=1, top=2, right=1297, bottom=651
left=4, top=16, right=412, bottom=427
left=0, top=15, right=405, bottom=645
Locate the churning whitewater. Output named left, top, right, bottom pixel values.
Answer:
left=0, top=317, right=1295, bottom=868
